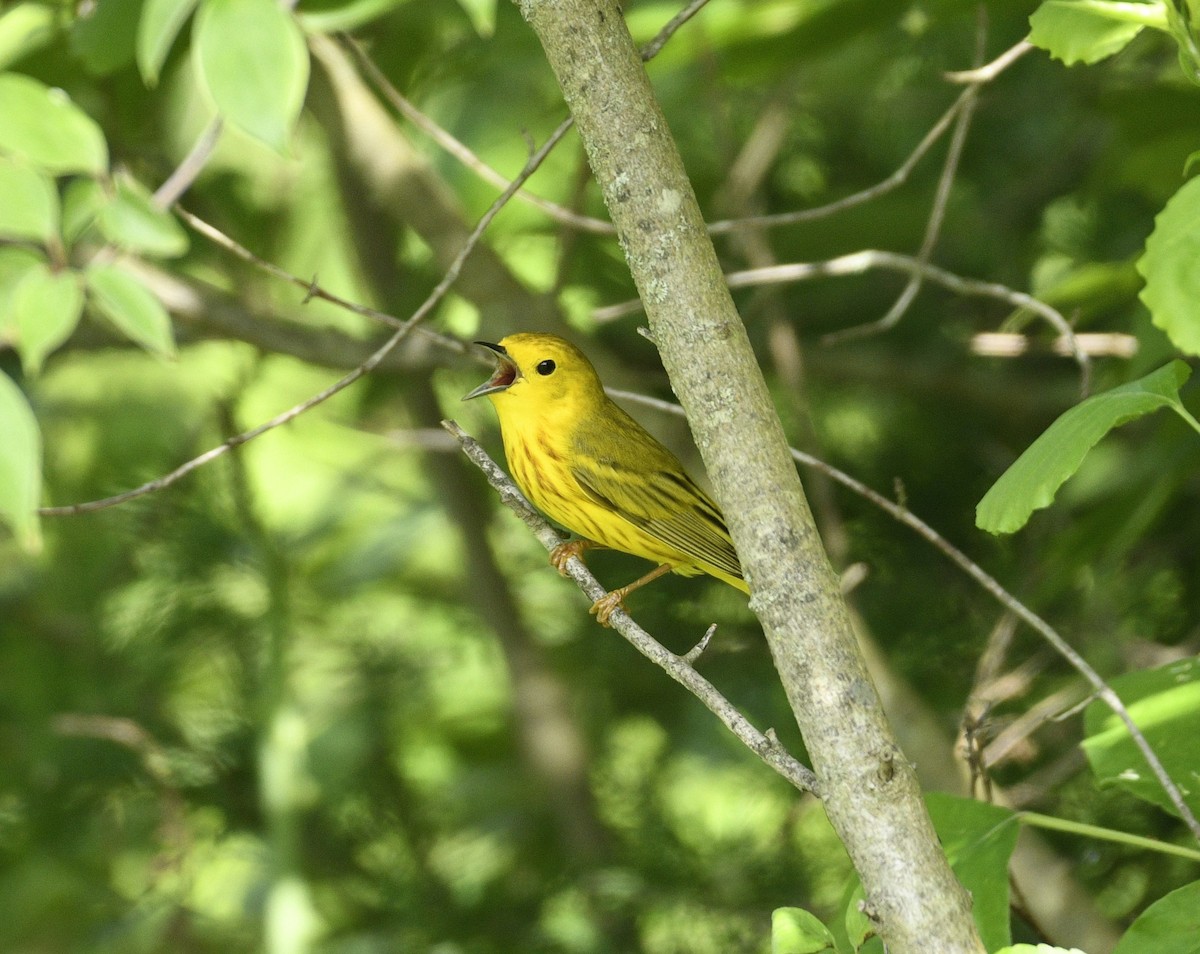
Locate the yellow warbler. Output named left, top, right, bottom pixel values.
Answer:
left=464, top=333, right=748, bottom=625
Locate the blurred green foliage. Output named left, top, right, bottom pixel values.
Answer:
left=1, top=0, right=1199, bottom=952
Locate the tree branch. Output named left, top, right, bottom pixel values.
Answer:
left=442, top=419, right=820, bottom=798
left=515, top=2, right=984, bottom=950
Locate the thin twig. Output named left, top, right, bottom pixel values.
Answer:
left=684, top=623, right=718, bottom=665
left=705, top=89, right=972, bottom=236
left=344, top=36, right=615, bottom=235
left=823, top=74, right=980, bottom=344
left=826, top=17, right=989, bottom=347
left=640, top=0, right=712, bottom=60
left=607, top=388, right=1200, bottom=841
left=177, top=208, right=406, bottom=330
left=154, top=118, right=224, bottom=209
left=442, top=419, right=821, bottom=798
left=594, top=249, right=1090, bottom=385
left=945, top=38, right=1035, bottom=84
left=342, top=0, right=712, bottom=238
left=38, top=126, right=563, bottom=517
left=175, top=208, right=471, bottom=356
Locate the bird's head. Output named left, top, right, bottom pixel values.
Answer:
left=462, top=333, right=604, bottom=410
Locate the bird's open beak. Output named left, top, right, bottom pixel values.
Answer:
left=462, top=341, right=520, bottom=401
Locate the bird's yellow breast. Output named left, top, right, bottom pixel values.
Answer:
left=498, top=417, right=697, bottom=572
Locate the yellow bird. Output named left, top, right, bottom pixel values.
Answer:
left=463, top=333, right=748, bottom=625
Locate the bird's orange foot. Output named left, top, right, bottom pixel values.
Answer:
left=550, top=539, right=594, bottom=576
left=589, top=591, right=626, bottom=628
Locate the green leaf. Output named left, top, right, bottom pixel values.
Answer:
left=0, top=3, right=56, bottom=71
left=0, top=245, right=44, bottom=337
left=193, top=0, right=310, bottom=150
left=0, top=155, right=58, bottom=243
left=85, top=264, right=176, bottom=357
left=1138, top=176, right=1200, bottom=356
left=138, top=0, right=201, bottom=86
left=1029, top=1, right=1167, bottom=66
left=842, top=882, right=873, bottom=952
left=97, top=173, right=189, bottom=257
left=771, top=907, right=837, bottom=954
left=0, top=72, right=108, bottom=174
left=456, top=0, right=497, bottom=37
left=926, top=794, right=1019, bottom=952
left=1113, top=880, right=1200, bottom=954
left=70, top=0, right=142, bottom=76
left=994, top=946, right=1089, bottom=954
left=10, top=264, right=84, bottom=373
left=1083, top=658, right=1200, bottom=821
left=61, top=178, right=108, bottom=245
left=296, top=0, right=407, bottom=33
left=0, top=371, right=42, bottom=550
left=976, top=361, right=1192, bottom=534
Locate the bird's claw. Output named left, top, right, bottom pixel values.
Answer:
left=589, top=591, right=625, bottom=627
left=550, top=539, right=591, bottom=576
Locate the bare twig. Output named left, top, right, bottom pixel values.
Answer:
left=38, top=127, right=561, bottom=517
left=984, top=685, right=1087, bottom=769
left=154, top=118, right=224, bottom=209
left=175, top=208, right=477, bottom=361
left=177, top=207, right=408, bottom=331
left=442, top=419, right=820, bottom=798
left=705, top=89, right=973, bottom=236
left=823, top=70, right=980, bottom=344
left=683, top=623, right=718, bottom=665
left=607, top=388, right=1200, bottom=841
left=594, top=250, right=1089, bottom=383
left=639, top=0, right=712, bottom=60
left=342, top=0, right=712, bottom=238
left=344, top=37, right=615, bottom=235
left=945, top=38, right=1035, bottom=84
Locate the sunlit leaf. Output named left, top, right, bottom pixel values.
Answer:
left=771, top=907, right=836, bottom=954
left=1113, top=880, right=1200, bottom=954
left=0, top=155, right=57, bottom=243
left=0, top=245, right=44, bottom=341
left=0, top=72, right=108, bottom=174
left=297, top=0, right=407, bottom=33
left=61, top=177, right=108, bottom=244
left=976, top=362, right=1192, bottom=534
left=11, top=263, right=83, bottom=373
left=1083, top=658, right=1200, bottom=820
left=85, top=264, right=176, bottom=357
left=1138, top=175, right=1200, bottom=356
left=1029, top=0, right=1167, bottom=65
left=0, top=2, right=56, bottom=71
left=97, top=173, right=189, bottom=257
left=842, top=882, right=873, bottom=952
left=193, top=0, right=310, bottom=150
left=456, top=0, right=497, bottom=37
left=138, top=0, right=201, bottom=86
left=0, top=370, right=41, bottom=549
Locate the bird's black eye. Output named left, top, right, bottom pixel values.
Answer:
left=536, top=359, right=556, bottom=376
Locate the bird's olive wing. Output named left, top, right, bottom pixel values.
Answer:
left=569, top=456, right=743, bottom=580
